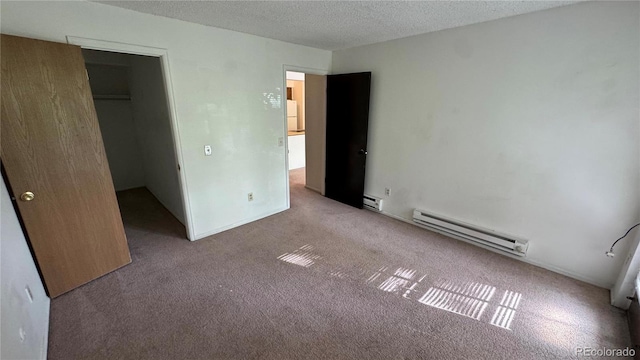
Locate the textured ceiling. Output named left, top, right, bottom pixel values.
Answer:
left=96, top=1, right=581, bottom=50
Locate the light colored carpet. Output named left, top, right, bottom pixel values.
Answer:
left=47, top=167, right=630, bottom=359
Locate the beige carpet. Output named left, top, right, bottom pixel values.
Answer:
left=47, top=167, right=630, bottom=359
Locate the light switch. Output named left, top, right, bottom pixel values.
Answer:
left=204, top=145, right=212, bottom=156
left=278, top=137, right=284, bottom=147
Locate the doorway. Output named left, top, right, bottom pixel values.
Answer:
left=286, top=71, right=306, bottom=188
left=284, top=70, right=328, bottom=201
left=82, top=49, right=187, bottom=239
left=284, top=68, right=371, bottom=210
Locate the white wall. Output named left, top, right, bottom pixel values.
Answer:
left=332, top=1, right=640, bottom=288
left=0, top=1, right=332, bottom=239
left=288, top=134, right=306, bottom=170
left=611, top=227, right=640, bottom=308
left=93, top=101, right=146, bottom=191
left=129, top=56, right=185, bottom=223
left=1, top=178, right=50, bottom=360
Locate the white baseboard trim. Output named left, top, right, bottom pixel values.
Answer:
left=377, top=210, right=612, bottom=290
left=193, top=206, right=289, bottom=241
left=304, top=185, right=322, bottom=194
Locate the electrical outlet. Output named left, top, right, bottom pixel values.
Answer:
left=385, top=188, right=390, bottom=196
left=248, top=192, right=254, bottom=201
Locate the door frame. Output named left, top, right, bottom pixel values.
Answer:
left=281, top=65, right=328, bottom=209
left=66, top=36, right=195, bottom=240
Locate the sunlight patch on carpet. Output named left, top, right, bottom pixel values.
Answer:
left=276, top=244, right=522, bottom=330
left=377, top=267, right=419, bottom=293
left=366, top=267, right=388, bottom=284
left=418, top=280, right=495, bottom=321
left=378, top=276, right=410, bottom=293
left=489, top=290, right=522, bottom=330
left=403, top=274, right=427, bottom=299
left=277, top=244, right=321, bottom=267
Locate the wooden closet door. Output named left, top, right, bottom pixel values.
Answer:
left=1, top=35, right=131, bottom=297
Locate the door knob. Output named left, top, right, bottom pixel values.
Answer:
left=359, top=149, right=368, bottom=155
left=20, top=191, right=35, bottom=202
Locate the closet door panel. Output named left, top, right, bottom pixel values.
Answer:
left=1, top=35, right=131, bottom=297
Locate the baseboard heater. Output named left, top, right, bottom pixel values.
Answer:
left=363, top=194, right=383, bottom=212
left=412, top=209, right=529, bottom=256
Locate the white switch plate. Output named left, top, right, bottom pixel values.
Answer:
left=278, top=137, right=284, bottom=147
left=204, top=145, right=212, bottom=156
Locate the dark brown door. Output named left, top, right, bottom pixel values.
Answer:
left=1, top=35, right=131, bottom=297
left=325, top=72, right=371, bottom=208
